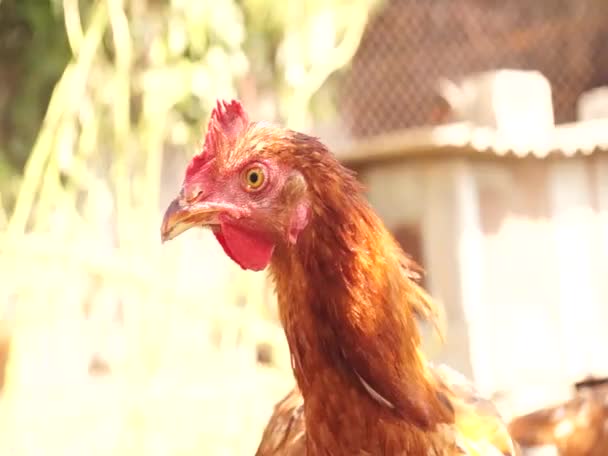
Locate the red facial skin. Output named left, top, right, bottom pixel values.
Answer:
left=161, top=101, right=310, bottom=271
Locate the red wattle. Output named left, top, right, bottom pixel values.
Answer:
left=213, top=223, right=275, bottom=271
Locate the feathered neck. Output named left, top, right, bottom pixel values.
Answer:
left=269, top=159, right=454, bottom=443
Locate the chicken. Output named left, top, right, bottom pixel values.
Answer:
left=508, top=377, right=608, bottom=456
left=161, top=99, right=518, bottom=455
left=256, top=386, right=306, bottom=456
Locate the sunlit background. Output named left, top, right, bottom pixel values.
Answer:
left=0, top=0, right=607, bottom=454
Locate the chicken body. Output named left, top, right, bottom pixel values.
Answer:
left=258, top=365, right=517, bottom=456
left=509, top=377, right=608, bottom=456
left=161, top=99, right=518, bottom=456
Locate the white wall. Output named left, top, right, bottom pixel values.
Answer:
left=357, top=154, right=608, bottom=418
left=361, top=159, right=479, bottom=381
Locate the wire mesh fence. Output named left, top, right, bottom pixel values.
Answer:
left=338, top=0, right=608, bottom=138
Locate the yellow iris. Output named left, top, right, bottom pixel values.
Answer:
left=245, top=167, right=265, bottom=190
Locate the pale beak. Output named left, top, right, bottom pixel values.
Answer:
left=161, top=198, right=220, bottom=242
left=160, top=198, right=247, bottom=243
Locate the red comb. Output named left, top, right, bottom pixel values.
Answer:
left=185, top=99, right=249, bottom=179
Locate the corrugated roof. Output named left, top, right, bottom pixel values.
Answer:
left=333, top=118, right=608, bottom=166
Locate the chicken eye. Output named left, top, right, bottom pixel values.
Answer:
left=244, top=167, right=265, bottom=190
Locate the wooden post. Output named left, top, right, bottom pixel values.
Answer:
left=422, top=158, right=487, bottom=388
left=549, top=158, right=603, bottom=380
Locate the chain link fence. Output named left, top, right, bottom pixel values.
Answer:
left=338, top=0, right=608, bottom=138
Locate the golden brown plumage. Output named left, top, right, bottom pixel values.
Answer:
left=256, top=386, right=306, bottom=455
left=161, top=100, right=518, bottom=455
left=258, top=365, right=519, bottom=455
left=509, top=377, right=608, bottom=456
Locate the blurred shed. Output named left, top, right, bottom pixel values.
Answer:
left=334, top=70, right=608, bottom=417
left=317, top=0, right=608, bottom=424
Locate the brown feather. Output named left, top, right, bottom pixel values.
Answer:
left=509, top=378, right=608, bottom=456
left=256, top=387, right=306, bottom=456
left=257, top=365, right=520, bottom=456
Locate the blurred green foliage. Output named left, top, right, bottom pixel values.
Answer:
left=0, top=0, right=381, bottom=235
left=0, top=0, right=69, bottom=217
left=0, top=0, right=69, bottom=168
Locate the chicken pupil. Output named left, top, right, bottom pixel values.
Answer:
left=249, top=172, right=259, bottom=183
